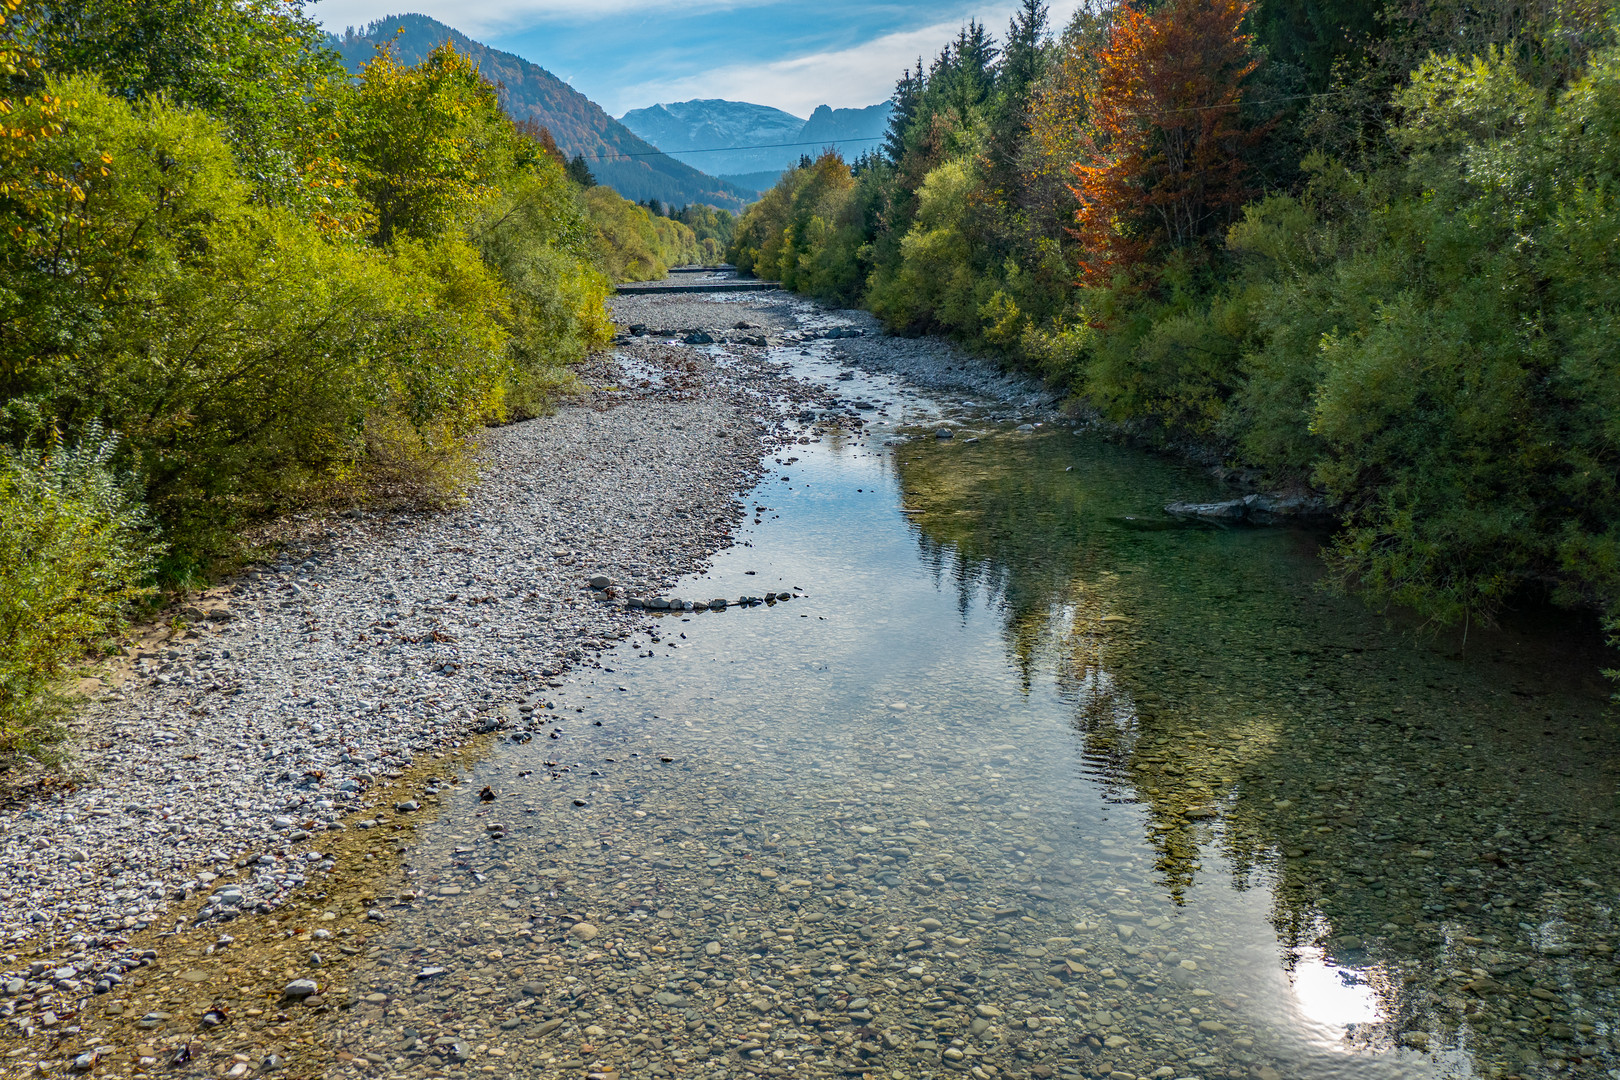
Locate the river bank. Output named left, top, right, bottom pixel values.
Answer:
left=4, top=286, right=1617, bottom=1080
left=0, top=292, right=902, bottom=1076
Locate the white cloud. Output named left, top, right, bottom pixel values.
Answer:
left=313, top=0, right=1093, bottom=117
left=309, top=0, right=769, bottom=36
left=611, top=0, right=1088, bottom=115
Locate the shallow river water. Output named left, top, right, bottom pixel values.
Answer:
left=331, top=346, right=1620, bottom=1080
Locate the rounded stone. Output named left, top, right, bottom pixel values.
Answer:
left=283, top=979, right=318, bottom=1000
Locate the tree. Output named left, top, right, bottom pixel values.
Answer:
left=344, top=42, right=511, bottom=246
left=1026, top=7, right=1114, bottom=239
left=886, top=58, right=926, bottom=163
left=34, top=0, right=350, bottom=210
left=1069, top=0, right=1266, bottom=287
left=982, top=0, right=1050, bottom=199
left=566, top=153, right=595, bottom=187
left=942, top=21, right=999, bottom=119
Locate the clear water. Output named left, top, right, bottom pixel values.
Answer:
left=330, top=350, right=1620, bottom=1080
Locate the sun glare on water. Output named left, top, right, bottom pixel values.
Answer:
left=1291, top=950, right=1384, bottom=1032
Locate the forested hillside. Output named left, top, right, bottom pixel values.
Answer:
left=330, top=14, right=751, bottom=210
left=732, top=0, right=1620, bottom=639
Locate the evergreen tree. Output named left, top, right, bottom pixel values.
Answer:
left=566, top=152, right=596, bottom=187
left=987, top=0, right=1050, bottom=193
left=885, top=58, right=925, bottom=163
left=937, top=21, right=998, bottom=119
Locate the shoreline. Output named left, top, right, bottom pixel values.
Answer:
left=0, top=294, right=911, bottom=1074
left=4, top=286, right=1613, bottom=1079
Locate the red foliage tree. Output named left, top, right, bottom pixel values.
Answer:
left=1069, top=0, right=1266, bottom=287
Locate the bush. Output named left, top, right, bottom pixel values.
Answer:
left=728, top=153, right=866, bottom=303
left=471, top=171, right=613, bottom=418
left=0, top=76, right=520, bottom=567
left=0, top=429, right=160, bottom=766
left=673, top=204, right=736, bottom=258
left=1219, top=40, right=1620, bottom=626
left=0, top=15, right=624, bottom=772
left=868, top=158, right=983, bottom=333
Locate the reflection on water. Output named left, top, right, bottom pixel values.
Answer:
left=897, top=427, right=1620, bottom=1078
left=1289, top=952, right=1380, bottom=1032
left=324, top=356, right=1618, bottom=1080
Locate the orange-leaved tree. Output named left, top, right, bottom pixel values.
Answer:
left=1069, top=0, right=1266, bottom=288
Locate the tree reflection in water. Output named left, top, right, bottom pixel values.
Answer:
left=894, top=423, right=1619, bottom=1075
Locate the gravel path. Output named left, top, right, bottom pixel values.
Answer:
left=0, top=294, right=902, bottom=1018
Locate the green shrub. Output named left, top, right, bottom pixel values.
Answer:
left=869, top=158, right=985, bottom=334
left=34, top=0, right=356, bottom=216
left=1219, top=40, right=1620, bottom=627
left=470, top=169, right=614, bottom=419
left=0, top=428, right=160, bottom=767
left=0, top=76, right=517, bottom=568
left=673, top=204, right=736, bottom=258
left=728, top=154, right=867, bottom=303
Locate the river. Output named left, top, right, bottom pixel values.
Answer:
left=327, top=330, right=1619, bottom=1080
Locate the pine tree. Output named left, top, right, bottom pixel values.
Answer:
left=942, top=21, right=998, bottom=117
left=565, top=153, right=595, bottom=187
left=885, top=59, right=925, bottom=163
left=987, top=0, right=1050, bottom=192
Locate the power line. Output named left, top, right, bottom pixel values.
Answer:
left=580, top=135, right=886, bottom=163
left=571, top=87, right=1353, bottom=165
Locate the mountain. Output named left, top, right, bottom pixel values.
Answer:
left=618, top=100, right=805, bottom=177
left=328, top=15, right=751, bottom=210
left=619, top=98, right=894, bottom=192
left=797, top=103, right=893, bottom=155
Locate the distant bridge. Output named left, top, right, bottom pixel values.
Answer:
left=614, top=267, right=780, bottom=294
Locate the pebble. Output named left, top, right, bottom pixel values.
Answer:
left=283, top=979, right=318, bottom=1000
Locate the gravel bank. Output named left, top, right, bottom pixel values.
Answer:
left=805, top=307, right=1058, bottom=412
left=614, top=288, right=1057, bottom=413
left=0, top=286, right=1055, bottom=1076
left=0, top=295, right=878, bottom=1024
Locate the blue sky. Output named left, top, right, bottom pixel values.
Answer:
left=312, top=0, right=1087, bottom=117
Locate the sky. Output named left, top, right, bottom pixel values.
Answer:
left=311, top=0, right=1089, bottom=117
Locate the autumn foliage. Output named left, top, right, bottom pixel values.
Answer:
left=1070, top=0, right=1264, bottom=286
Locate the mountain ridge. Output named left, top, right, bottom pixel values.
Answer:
left=328, top=14, right=751, bottom=210
left=618, top=98, right=893, bottom=188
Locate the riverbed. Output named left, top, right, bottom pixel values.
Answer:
left=318, top=297, right=1620, bottom=1080
left=5, top=288, right=1613, bottom=1080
